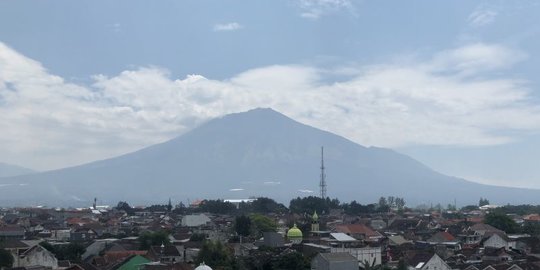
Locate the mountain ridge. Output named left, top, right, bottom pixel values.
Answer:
left=0, top=108, right=538, bottom=207
left=0, top=162, right=35, bottom=178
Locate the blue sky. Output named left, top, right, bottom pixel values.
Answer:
left=1, top=0, right=540, bottom=188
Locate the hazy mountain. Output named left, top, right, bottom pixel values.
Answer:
left=1, top=108, right=539, bottom=207
left=0, top=163, right=35, bottom=178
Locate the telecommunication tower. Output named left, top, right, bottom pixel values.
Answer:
left=319, top=147, right=327, bottom=199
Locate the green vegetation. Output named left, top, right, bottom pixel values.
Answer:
left=199, top=199, right=237, bottom=214
left=249, top=197, right=287, bottom=214
left=189, top=233, right=208, bottom=242
left=234, top=215, right=252, bottom=237
left=342, top=201, right=378, bottom=215
left=492, top=204, right=540, bottom=216
left=250, top=214, right=277, bottom=237
left=484, top=212, right=519, bottom=234
left=271, top=251, right=310, bottom=270
left=289, top=196, right=340, bottom=214
left=479, top=198, right=490, bottom=207
left=138, top=231, right=170, bottom=250
left=39, top=241, right=86, bottom=261
left=0, top=248, right=13, bottom=268
left=116, top=201, right=135, bottom=214
left=240, top=246, right=309, bottom=270
left=195, top=241, right=236, bottom=270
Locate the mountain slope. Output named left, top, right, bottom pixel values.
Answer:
left=0, top=163, right=35, bottom=178
left=0, top=108, right=538, bottom=207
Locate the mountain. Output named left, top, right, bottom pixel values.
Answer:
left=0, top=108, right=539, bottom=207
left=0, top=162, right=35, bottom=178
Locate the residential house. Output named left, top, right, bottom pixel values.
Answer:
left=0, top=239, right=29, bottom=265
left=0, top=225, right=25, bottom=240
left=330, top=245, right=382, bottom=266
left=147, top=245, right=183, bottom=264
left=263, top=232, right=285, bottom=248
left=181, top=214, right=210, bottom=227
left=311, top=252, right=358, bottom=270
left=483, top=233, right=510, bottom=250
left=17, top=244, right=58, bottom=269
left=469, top=224, right=503, bottom=238
left=428, top=231, right=457, bottom=244
left=114, top=255, right=152, bottom=270
left=409, top=253, right=451, bottom=270
left=388, top=235, right=413, bottom=246
left=482, top=247, right=513, bottom=263
left=333, top=224, right=383, bottom=242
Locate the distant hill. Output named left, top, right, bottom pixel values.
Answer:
left=0, top=163, right=35, bottom=178
left=1, top=108, right=539, bottom=207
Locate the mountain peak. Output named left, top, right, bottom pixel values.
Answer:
left=222, top=107, right=291, bottom=122
left=2, top=109, right=540, bottom=207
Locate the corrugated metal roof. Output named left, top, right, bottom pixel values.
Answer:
left=330, top=232, right=357, bottom=242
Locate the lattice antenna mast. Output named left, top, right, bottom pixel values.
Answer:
left=320, top=146, right=327, bottom=199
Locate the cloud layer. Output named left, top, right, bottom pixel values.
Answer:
left=297, top=0, right=354, bottom=19
left=213, top=22, right=243, bottom=32
left=468, top=8, right=498, bottom=27
left=1, top=42, right=539, bottom=171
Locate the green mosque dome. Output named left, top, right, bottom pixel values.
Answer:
left=287, top=223, right=303, bottom=244
left=312, top=211, right=319, bottom=221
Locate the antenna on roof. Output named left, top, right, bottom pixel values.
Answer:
left=320, top=146, right=327, bottom=199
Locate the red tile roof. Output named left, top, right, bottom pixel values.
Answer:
left=334, top=224, right=381, bottom=238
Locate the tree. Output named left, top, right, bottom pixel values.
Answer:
left=250, top=197, right=287, bottom=214
left=378, top=197, right=388, bottom=207
left=167, top=198, right=173, bottom=213
left=388, top=196, right=396, bottom=208
left=395, top=197, right=406, bottom=210
left=189, top=233, right=207, bottom=242
left=60, top=243, right=86, bottom=261
left=342, top=201, right=377, bottom=215
left=250, top=214, right=277, bottom=237
left=138, top=231, right=170, bottom=250
left=289, top=196, right=327, bottom=214
left=195, top=241, right=234, bottom=269
left=39, top=242, right=86, bottom=261
left=0, top=248, right=13, bottom=268
left=272, top=251, right=309, bottom=270
left=199, top=199, right=236, bottom=214
left=397, top=259, right=407, bottom=270
left=484, top=212, right=518, bottom=233
left=479, top=198, right=490, bottom=207
left=116, top=201, right=134, bottom=214
left=522, top=222, right=540, bottom=236
left=39, top=241, right=55, bottom=253
left=235, top=215, right=252, bottom=237
left=173, top=202, right=187, bottom=214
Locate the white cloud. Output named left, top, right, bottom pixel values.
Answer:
left=468, top=8, right=498, bottom=27
left=429, top=43, right=526, bottom=75
left=213, top=22, right=243, bottom=32
left=297, top=0, right=354, bottom=19
left=110, top=23, right=121, bottom=32
left=298, top=189, right=314, bottom=193
left=263, top=181, right=281, bottom=186
left=1, top=42, right=539, bottom=171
